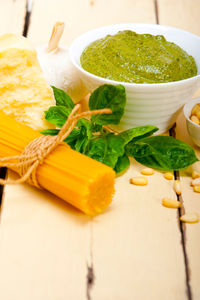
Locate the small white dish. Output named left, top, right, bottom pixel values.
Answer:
left=184, top=98, right=200, bottom=147
left=69, top=23, right=200, bottom=133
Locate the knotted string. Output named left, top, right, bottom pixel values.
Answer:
left=0, top=104, right=112, bottom=188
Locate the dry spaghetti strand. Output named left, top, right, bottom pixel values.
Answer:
left=0, top=104, right=112, bottom=187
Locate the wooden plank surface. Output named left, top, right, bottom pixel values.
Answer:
left=28, top=0, right=156, bottom=46
left=0, top=173, right=91, bottom=300
left=92, top=160, right=187, bottom=300
left=176, top=112, right=200, bottom=300
left=158, top=1, right=200, bottom=298
left=0, top=0, right=27, bottom=35
left=0, top=0, right=27, bottom=201
left=0, top=0, right=200, bottom=300
left=158, top=0, right=200, bottom=35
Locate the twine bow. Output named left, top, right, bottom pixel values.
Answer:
left=0, top=104, right=112, bottom=188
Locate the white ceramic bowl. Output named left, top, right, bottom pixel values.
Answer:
left=69, top=24, right=200, bottom=133
left=184, top=97, right=200, bottom=147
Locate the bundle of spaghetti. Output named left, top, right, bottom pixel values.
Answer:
left=0, top=110, right=115, bottom=216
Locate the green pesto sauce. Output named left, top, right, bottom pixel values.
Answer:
left=80, top=30, right=197, bottom=83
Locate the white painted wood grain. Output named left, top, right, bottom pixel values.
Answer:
left=92, top=159, right=187, bottom=300
left=28, top=0, right=156, bottom=46
left=0, top=0, right=27, bottom=35
left=1, top=167, right=188, bottom=300
left=158, top=0, right=200, bottom=297
left=174, top=112, right=200, bottom=300
left=158, top=0, right=200, bottom=36
left=0, top=0, right=195, bottom=299
left=0, top=173, right=91, bottom=300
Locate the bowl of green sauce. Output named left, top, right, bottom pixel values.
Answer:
left=69, top=24, right=200, bottom=133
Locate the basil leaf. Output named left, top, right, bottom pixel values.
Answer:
left=44, top=106, right=71, bottom=127
left=64, top=128, right=81, bottom=146
left=86, top=133, right=125, bottom=169
left=129, top=136, right=198, bottom=171
left=51, top=86, right=75, bottom=109
left=118, top=125, right=158, bottom=146
left=41, top=128, right=80, bottom=146
left=114, top=154, right=130, bottom=173
left=77, top=119, right=92, bottom=139
left=89, top=84, right=126, bottom=125
left=74, top=119, right=92, bottom=153
left=41, top=129, right=60, bottom=136
left=90, top=123, right=103, bottom=134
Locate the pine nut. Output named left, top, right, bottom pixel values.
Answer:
left=180, top=213, right=199, bottom=223
left=173, top=180, right=181, bottom=195
left=141, top=168, right=154, bottom=175
left=196, top=110, right=200, bottom=120
left=162, top=198, right=182, bottom=208
left=192, top=170, right=200, bottom=179
left=193, top=185, right=200, bottom=193
left=192, top=161, right=200, bottom=174
left=130, top=177, right=148, bottom=186
left=191, top=178, right=200, bottom=186
left=164, top=172, right=173, bottom=180
left=190, top=115, right=200, bottom=125
left=191, top=103, right=200, bottom=116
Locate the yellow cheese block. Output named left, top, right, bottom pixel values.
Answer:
left=0, top=33, right=55, bottom=131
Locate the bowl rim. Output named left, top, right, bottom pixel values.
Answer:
left=184, top=97, right=200, bottom=128
left=69, top=23, right=200, bottom=88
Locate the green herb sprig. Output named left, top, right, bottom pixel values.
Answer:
left=41, top=85, right=198, bottom=173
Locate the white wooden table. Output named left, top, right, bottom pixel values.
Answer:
left=0, top=1, right=200, bottom=299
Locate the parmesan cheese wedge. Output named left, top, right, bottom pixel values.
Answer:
left=0, top=33, right=55, bottom=131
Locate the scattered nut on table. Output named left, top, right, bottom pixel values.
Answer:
left=180, top=213, right=199, bottom=223
left=192, top=170, right=200, bottom=179
left=190, top=103, right=200, bottom=125
left=162, top=198, right=182, bottom=208
left=191, top=177, right=200, bottom=186
left=173, top=179, right=182, bottom=195
left=164, top=172, right=173, bottom=180
left=193, top=185, right=200, bottom=193
left=130, top=177, right=148, bottom=186
left=141, top=168, right=154, bottom=175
